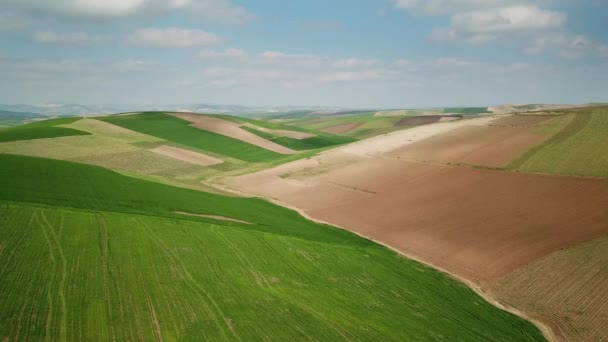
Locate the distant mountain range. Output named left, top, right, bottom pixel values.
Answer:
left=0, top=103, right=350, bottom=117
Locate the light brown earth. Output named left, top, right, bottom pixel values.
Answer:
left=493, top=238, right=608, bottom=342
left=242, top=123, right=315, bottom=140
left=320, top=123, right=362, bottom=134
left=170, top=113, right=298, bottom=154
left=387, top=115, right=553, bottom=167
left=150, top=145, right=224, bottom=166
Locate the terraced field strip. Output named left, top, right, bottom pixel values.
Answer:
left=100, top=112, right=284, bottom=162
left=0, top=202, right=546, bottom=341
left=170, top=113, right=298, bottom=155
left=509, top=108, right=608, bottom=177
left=150, top=145, right=224, bottom=166
left=494, top=238, right=608, bottom=342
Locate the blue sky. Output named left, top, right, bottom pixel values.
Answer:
left=0, top=0, right=606, bottom=108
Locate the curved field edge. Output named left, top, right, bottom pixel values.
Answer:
left=0, top=117, right=90, bottom=143
left=493, top=237, right=608, bottom=342
left=0, top=155, right=546, bottom=341
left=508, top=108, right=608, bottom=178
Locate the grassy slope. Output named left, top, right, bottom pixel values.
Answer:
left=494, top=237, right=608, bottom=342
left=100, top=113, right=283, bottom=163
left=508, top=108, right=608, bottom=177
left=0, top=117, right=89, bottom=143
left=0, top=154, right=545, bottom=341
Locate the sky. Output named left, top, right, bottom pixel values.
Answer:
left=0, top=0, right=607, bottom=108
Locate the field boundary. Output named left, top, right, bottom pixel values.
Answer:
left=214, top=179, right=559, bottom=342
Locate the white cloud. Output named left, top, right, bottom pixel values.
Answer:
left=199, top=48, right=245, bottom=58
left=320, top=71, right=386, bottom=83
left=257, top=51, right=322, bottom=65
left=526, top=34, right=608, bottom=59
left=392, top=0, right=551, bottom=15
left=128, top=28, right=221, bottom=48
left=0, top=0, right=254, bottom=24
left=333, top=58, right=381, bottom=68
left=430, top=6, right=565, bottom=43
left=0, top=12, right=33, bottom=31
left=33, top=30, right=110, bottom=46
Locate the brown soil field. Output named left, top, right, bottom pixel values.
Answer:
left=232, top=158, right=608, bottom=284
left=320, top=123, right=362, bottom=133
left=395, top=115, right=462, bottom=127
left=493, top=238, right=608, bottom=342
left=386, top=116, right=551, bottom=167
left=150, top=145, right=224, bottom=166
left=243, top=123, right=315, bottom=140
left=171, top=113, right=297, bottom=154
left=228, top=114, right=608, bottom=284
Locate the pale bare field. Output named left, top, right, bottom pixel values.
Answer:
left=171, top=113, right=298, bottom=154
left=493, top=238, right=608, bottom=342
left=320, top=123, right=362, bottom=133
left=150, top=145, right=224, bottom=166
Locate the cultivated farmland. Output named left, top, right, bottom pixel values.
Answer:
left=0, top=155, right=546, bottom=341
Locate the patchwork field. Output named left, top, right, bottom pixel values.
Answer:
left=100, top=113, right=284, bottom=163
left=2, top=107, right=606, bottom=341
left=228, top=110, right=608, bottom=340
left=0, top=154, right=546, bottom=341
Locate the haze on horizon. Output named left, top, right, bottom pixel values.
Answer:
left=0, top=0, right=607, bottom=108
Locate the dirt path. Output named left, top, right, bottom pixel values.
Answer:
left=171, top=113, right=298, bottom=155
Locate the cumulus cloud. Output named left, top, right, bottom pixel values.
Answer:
left=257, top=51, right=322, bottom=65
left=198, top=48, right=245, bottom=58
left=33, top=30, right=110, bottom=45
left=430, top=5, right=565, bottom=43
left=0, top=12, right=33, bottom=31
left=333, top=58, right=381, bottom=68
left=0, top=0, right=254, bottom=24
left=128, top=28, right=221, bottom=48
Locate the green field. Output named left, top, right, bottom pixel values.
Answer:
left=0, top=117, right=89, bottom=143
left=444, top=107, right=488, bottom=114
left=509, top=107, right=608, bottom=177
left=0, top=154, right=545, bottom=341
left=100, top=113, right=283, bottom=163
